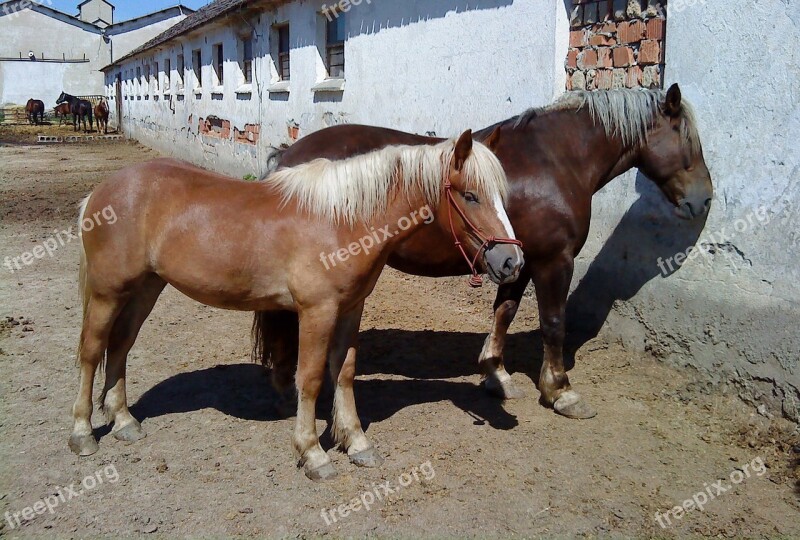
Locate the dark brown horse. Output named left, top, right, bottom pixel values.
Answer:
left=25, top=98, right=44, bottom=125
left=56, top=92, right=93, bottom=133
left=256, top=85, right=713, bottom=420
left=94, top=98, right=109, bottom=134
left=54, top=102, right=72, bottom=126
left=69, top=132, right=523, bottom=480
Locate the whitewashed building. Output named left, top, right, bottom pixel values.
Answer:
left=101, top=0, right=799, bottom=421
left=0, top=0, right=192, bottom=106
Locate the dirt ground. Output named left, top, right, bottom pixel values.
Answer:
left=0, top=133, right=798, bottom=538
left=0, top=122, right=118, bottom=145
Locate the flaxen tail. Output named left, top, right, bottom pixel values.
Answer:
left=76, top=195, right=92, bottom=364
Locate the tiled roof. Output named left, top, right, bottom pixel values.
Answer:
left=103, top=0, right=268, bottom=70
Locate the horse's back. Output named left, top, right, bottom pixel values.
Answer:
left=280, top=124, right=437, bottom=167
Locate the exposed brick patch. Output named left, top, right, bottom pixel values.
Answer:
left=199, top=115, right=231, bottom=139
left=565, top=1, right=666, bottom=91
left=234, top=123, right=260, bottom=145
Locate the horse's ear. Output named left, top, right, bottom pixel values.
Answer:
left=664, top=83, right=682, bottom=117
left=454, top=129, right=473, bottom=171
left=484, top=126, right=502, bottom=153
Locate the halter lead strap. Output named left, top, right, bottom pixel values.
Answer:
left=443, top=180, right=523, bottom=288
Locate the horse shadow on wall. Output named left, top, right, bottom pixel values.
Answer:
left=564, top=172, right=709, bottom=356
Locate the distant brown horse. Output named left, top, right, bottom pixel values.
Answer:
left=69, top=131, right=524, bottom=481
left=94, top=98, right=109, bottom=134
left=54, top=102, right=71, bottom=126
left=25, top=98, right=44, bottom=125
left=256, top=85, right=713, bottom=420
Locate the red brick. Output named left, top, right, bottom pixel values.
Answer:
left=577, top=49, right=598, bottom=69
left=613, top=47, right=635, bottom=67
left=646, top=18, right=665, bottom=41
left=597, top=47, right=613, bottom=68
left=596, top=69, right=613, bottom=90
left=589, top=33, right=616, bottom=46
left=594, top=21, right=617, bottom=34
left=626, top=65, right=642, bottom=88
left=618, top=20, right=646, bottom=44
left=639, top=40, right=661, bottom=65
left=566, top=49, right=578, bottom=69
left=570, top=29, right=587, bottom=48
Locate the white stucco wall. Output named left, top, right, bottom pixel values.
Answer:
left=107, top=0, right=562, bottom=177
left=571, top=0, right=800, bottom=420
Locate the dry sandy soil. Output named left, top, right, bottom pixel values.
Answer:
left=0, top=127, right=798, bottom=538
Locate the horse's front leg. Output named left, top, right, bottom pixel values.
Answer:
left=479, top=269, right=531, bottom=399
left=328, top=301, right=383, bottom=467
left=531, top=252, right=596, bottom=419
left=294, top=303, right=339, bottom=481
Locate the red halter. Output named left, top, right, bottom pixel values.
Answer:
left=443, top=180, right=523, bottom=288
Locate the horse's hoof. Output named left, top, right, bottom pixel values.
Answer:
left=68, top=434, right=99, bottom=456
left=305, top=462, right=338, bottom=482
left=113, top=421, right=146, bottom=442
left=553, top=391, right=597, bottom=419
left=483, top=377, right=526, bottom=400
left=350, top=446, right=384, bottom=468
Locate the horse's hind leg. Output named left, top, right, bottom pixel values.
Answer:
left=328, top=301, right=382, bottom=467
left=261, top=311, right=299, bottom=415
left=101, top=276, right=166, bottom=442
left=69, top=293, right=127, bottom=456
left=479, top=269, right=531, bottom=400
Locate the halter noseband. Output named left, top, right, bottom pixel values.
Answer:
left=443, top=180, right=523, bottom=288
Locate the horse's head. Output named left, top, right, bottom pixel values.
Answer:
left=435, top=129, right=524, bottom=284
left=56, top=92, right=68, bottom=104
left=636, top=84, right=713, bottom=220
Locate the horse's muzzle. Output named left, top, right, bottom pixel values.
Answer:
left=484, top=243, right=524, bottom=284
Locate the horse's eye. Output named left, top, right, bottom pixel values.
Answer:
left=464, top=192, right=479, bottom=203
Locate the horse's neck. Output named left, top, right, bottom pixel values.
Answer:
left=532, top=108, right=640, bottom=195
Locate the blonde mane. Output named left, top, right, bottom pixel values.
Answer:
left=515, top=88, right=702, bottom=156
left=263, top=138, right=508, bottom=226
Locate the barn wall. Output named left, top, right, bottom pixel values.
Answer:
left=0, top=8, right=105, bottom=106
left=0, top=5, right=189, bottom=107
left=571, top=0, right=800, bottom=421
left=105, top=0, right=564, bottom=177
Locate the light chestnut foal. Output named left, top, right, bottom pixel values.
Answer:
left=70, top=130, right=524, bottom=480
